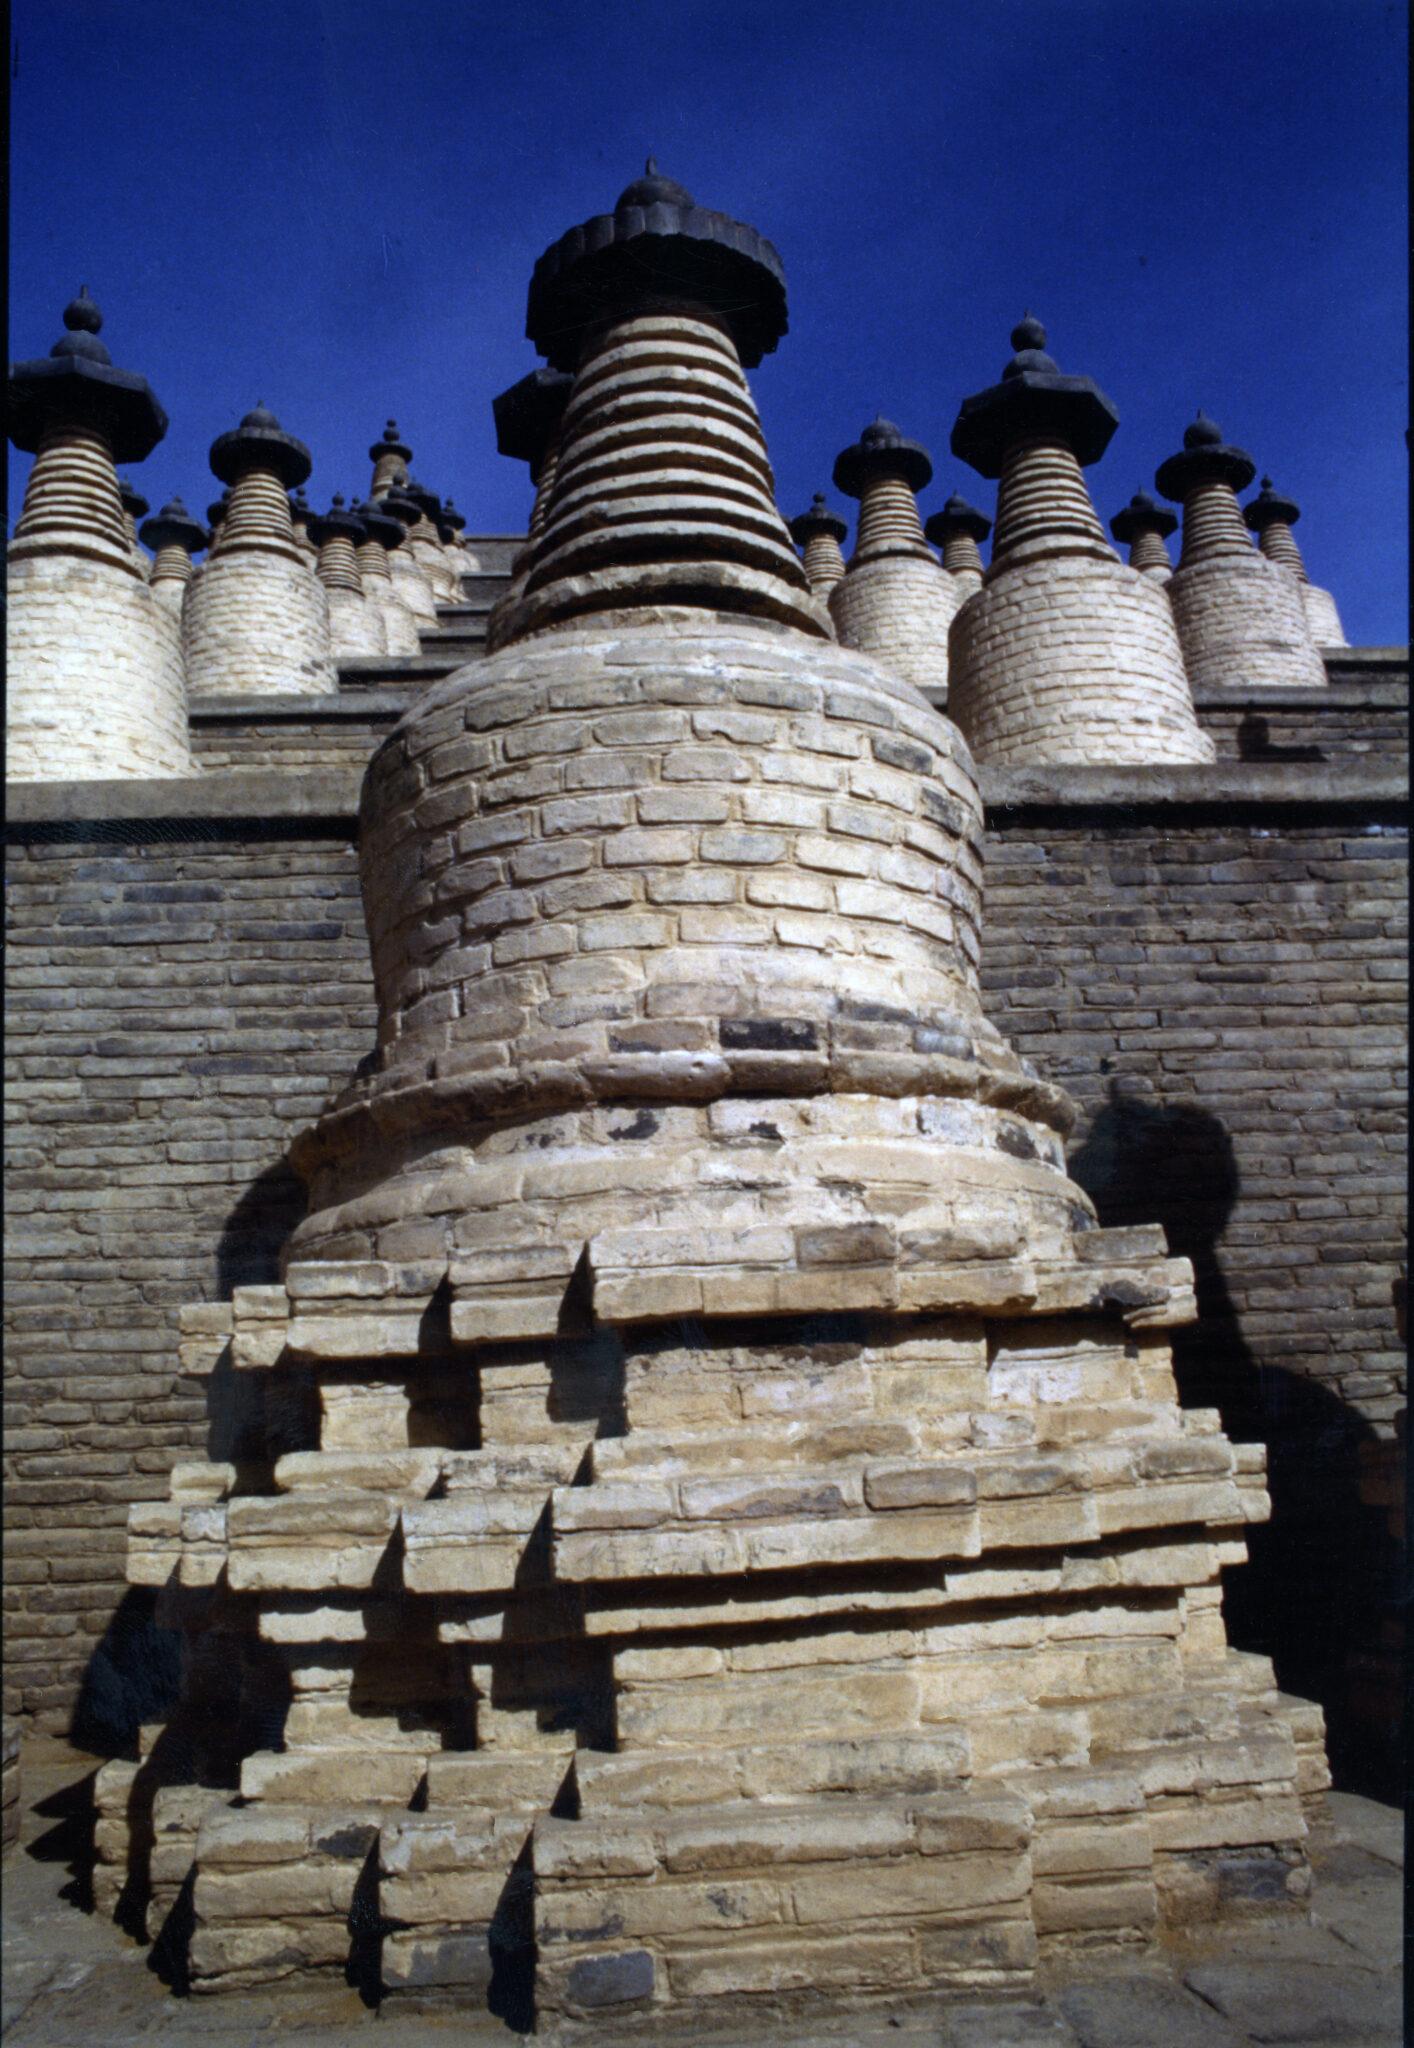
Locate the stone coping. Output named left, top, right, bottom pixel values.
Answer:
left=980, top=758, right=1408, bottom=821
left=188, top=689, right=415, bottom=720
left=1318, top=645, right=1408, bottom=669
left=6, top=756, right=1407, bottom=832
left=1192, top=676, right=1407, bottom=708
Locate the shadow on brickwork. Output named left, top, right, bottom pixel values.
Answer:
left=70, top=1587, right=181, bottom=1759
left=216, top=1155, right=308, bottom=1294
left=1069, top=1086, right=1403, bottom=1803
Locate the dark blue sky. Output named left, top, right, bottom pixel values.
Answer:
left=9, top=0, right=1408, bottom=643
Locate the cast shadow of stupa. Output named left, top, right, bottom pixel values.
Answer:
left=1068, top=1085, right=1402, bottom=1801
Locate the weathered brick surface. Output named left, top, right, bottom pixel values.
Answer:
left=1167, top=549, right=1328, bottom=695
left=980, top=813, right=1407, bottom=1424
left=4, top=826, right=376, bottom=1730
left=188, top=696, right=407, bottom=772
left=949, top=557, right=1214, bottom=767
left=7, top=554, right=197, bottom=781
left=183, top=549, right=334, bottom=697
left=980, top=801, right=1407, bottom=1781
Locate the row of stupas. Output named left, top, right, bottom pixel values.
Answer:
left=8, top=277, right=1348, bottom=785
left=785, top=325, right=1342, bottom=766
left=4, top=292, right=482, bottom=781
left=100, top=165, right=1329, bottom=2024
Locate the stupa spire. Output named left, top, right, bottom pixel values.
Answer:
left=368, top=418, right=412, bottom=499
left=923, top=491, right=993, bottom=597
left=6, top=291, right=194, bottom=778
left=378, top=481, right=439, bottom=623
left=493, top=164, right=828, bottom=644
left=307, top=493, right=388, bottom=657
left=1156, top=415, right=1327, bottom=688
left=1244, top=477, right=1348, bottom=647
left=787, top=490, right=849, bottom=599
left=489, top=366, right=574, bottom=617
left=139, top=494, right=208, bottom=611
left=350, top=494, right=422, bottom=655
left=828, top=416, right=961, bottom=698
left=1109, top=487, right=1177, bottom=581
left=181, top=403, right=333, bottom=695
left=947, top=317, right=1213, bottom=763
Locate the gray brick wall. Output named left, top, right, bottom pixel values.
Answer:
left=3, top=750, right=1406, bottom=1783
left=4, top=822, right=374, bottom=1733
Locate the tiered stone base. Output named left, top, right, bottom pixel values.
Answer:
left=1166, top=557, right=1327, bottom=692
left=6, top=552, right=196, bottom=779
left=181, top=552, right=334, bottom=696
left=947, top=558, right=1214, bottom=766
left=829, top=556, right=962, bottom=702
left=120, top=1244, right=1327, bottom=2021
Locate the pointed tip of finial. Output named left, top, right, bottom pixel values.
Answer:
left=1261, top=475, right=1273, bottom=490
left=645, top=155, right=656, bottom=174
left=63, top=286, right=103, bottom=333
left=1010, top=311, right=1047, bottom=353
left=1184, top=410, right=1224, bottom=449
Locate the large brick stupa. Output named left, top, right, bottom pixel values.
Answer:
left=119, top=170, right=1327, bottom=2028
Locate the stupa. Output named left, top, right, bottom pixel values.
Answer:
left=309, top=494, right=389, bottom=658
left=788, top=491, right=850, bottom=600
left=121, top=175, right=1325, bottom=2028
left=1243, top=477, right=1348, bottom=648
left=440, top=497, right=471, bottom=593
left=182, top=404, right=334, bottom=696
left=288, top=486, right=319, bottom=566
left=1109, top=489, right=1176, bottom=583
left=947, top=318, right=1213, bottom=765
left=490, top=364, right=574, bottom=618
left=829, top=417, right=961, bottom=700
left=6, top=289, right=196, bottom=778
left=139, top=494, right=208, bottom=614
left=923, top=492, right=992, bottom=600
left=118, top=474, right=151, bottom=572
left=1156, top=416, right=1327, bottom=691
left=405, top=478, right=463, bottom=603
left=381, top=481, right=441, bottom=622
left=353, top=493, right=423, bottom=655
left=368, top=416, right=413, bottom=498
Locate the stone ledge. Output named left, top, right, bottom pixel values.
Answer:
left=1319, top=645, right=1409, bottom=672
left=336, top=657, right=459, bottom=690
left=4, top=767, right=364, bottom=827
left=978, top=758, right=1408, bottom=817
left=7, top=756, right=1406, bottom=832
left=189, top=691, right=413, bottom=721
left=1191, top=676, right=1408, bottom=710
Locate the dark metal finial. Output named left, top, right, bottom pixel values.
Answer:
left=64, top=286, right=103, bottom=333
